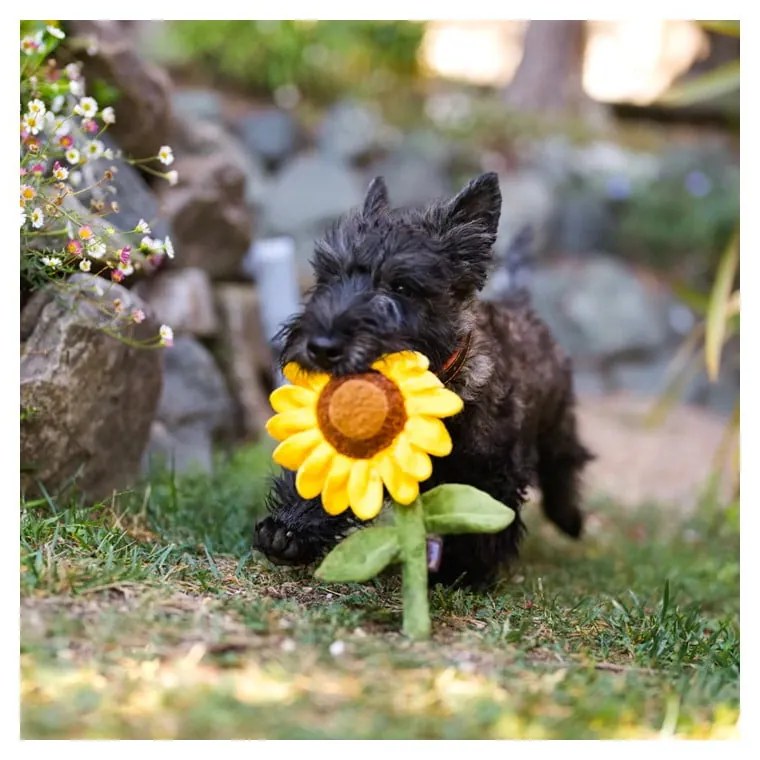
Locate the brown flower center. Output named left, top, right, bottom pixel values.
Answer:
left=317, top=372, right=407, bottom=459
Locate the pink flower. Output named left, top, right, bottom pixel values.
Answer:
left=111, top=269, right=125, bottom=283
left=131, top=308, right=146, bottom=324
left=31, top=163, right=45, bottom=176
left=119, top=246, right=131, bottom=264
left=59, top=134, right=74, bottom=149
left=78, top=225, right=94, bottom=241
left=66, top=239, right=83, bottom=256
left=82, top=118, right=99, bottom=134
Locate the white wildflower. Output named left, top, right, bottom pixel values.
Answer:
left=79, top=259, right=92, bottom=272
left=101, top=106, right=116, bottom=125
left=157, top=145, right=174, bottom=166
left=84, top=139, right=105, bottom=160
left=22, top=113, right=42, bottom=135
left=65, top=148, right=80, bottom=165
left=74, top=96, right=99, bottom=119
left=30, top=207, right=44, bottom=229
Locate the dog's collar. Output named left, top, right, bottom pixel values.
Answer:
left=437, top=332, right=471, bottom=386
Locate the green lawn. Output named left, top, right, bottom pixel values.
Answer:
left=20, top=444, right=739, bottom=739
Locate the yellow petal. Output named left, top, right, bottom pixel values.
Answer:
left=322, top=455, right=352, bottom=515
left=391, top=432, right=433, bottom=481
left=398, top=371, right=443, bottom=394
left=265, top=407, right=317, bottom=441
left=272, top=428, right=322, bottom=470
left=322, top=481, right=349, bottom=516
left=376, top=452, right=420, bottom=505
left=349, top=462, right=385, bottom=521
left=372, top=351, right=429, bottom=384
left=405, top=387, right=464, bottom=418
left=283, top=363, right=330, bottom=392
left=404, top=416, right=453, bottom=457
left=270, top=384, right=317, bottom=414
left=295, top=441, right=335, bottom=499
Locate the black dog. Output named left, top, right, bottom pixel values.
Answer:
left=253, top=173, right=592, bottom=586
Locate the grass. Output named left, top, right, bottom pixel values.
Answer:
left=20, top=444, right=739, bottom=739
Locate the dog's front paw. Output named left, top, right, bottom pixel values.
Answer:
left=253, top=517, right=322, bottom=566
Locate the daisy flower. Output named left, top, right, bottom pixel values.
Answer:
left=79, top=259, right=92, bottom=272
left=101, top=107, right=116, bottom=125
left=30, top=207, right=44, bottom=229
left=84, top=140, right=105, bottom=160
left=74, top=96, right=99, bottom=119
left=65, top=148, right=80, bottom=165
left=157, top=145, right=174, bottom=166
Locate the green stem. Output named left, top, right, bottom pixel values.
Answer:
left=393, top=497, right=430, bottom=640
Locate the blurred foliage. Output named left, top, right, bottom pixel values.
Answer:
left=611, top=155, right=739, bottom=286
left=160, top=20, right=425, bottom=102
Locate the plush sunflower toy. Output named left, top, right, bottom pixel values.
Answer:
left=266, top=351, right=514, bottom=639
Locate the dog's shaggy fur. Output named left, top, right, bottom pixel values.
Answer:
left=253, top=173, right=592, bottom=586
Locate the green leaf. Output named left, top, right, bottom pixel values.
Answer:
left=705, top=231, right=739, bottom=381
left=421, top=484, right=515, bottom=535
left=314, top=526, right=400, bottom=583
left=698, top=20, right=740, bottom=37
left=658, top=61, right=739, bottom=107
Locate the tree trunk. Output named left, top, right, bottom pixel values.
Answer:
left=504, top=21, right=596, bottom=117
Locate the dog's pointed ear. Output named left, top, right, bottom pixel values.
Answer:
left=445, top=172, right=501, bottom=236
left=362, top=176, right=389, bottom=219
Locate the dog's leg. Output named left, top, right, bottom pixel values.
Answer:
left=536, top=394, right=593, bottom=539
left=430, top=516, right=526, bottom=588
left=253, top=469, right=358, bottom=566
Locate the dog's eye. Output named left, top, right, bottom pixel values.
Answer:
left=391, top=282, right=410, bottom=296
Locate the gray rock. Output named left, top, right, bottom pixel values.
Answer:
left=215, top=284, right=274, bottom=436
left=172, top=88, right=224, bottom=124
left=21, top=274, right=162, bottom=501
left=529, top=256, right=673, bottom=361
left=172, top=119, right=270, bottom=210
left=316, top=100, right=385, bottom=162
left=69, top=20, right=173, bottom=159
left=261, top=152, right=364, bottom=236
left=133, top=268, right=218, bottom=337
left=156, top=335, right=235, bottom=434
left=236, top=108, right=298, bottom=165
left=158, top=153, right=253, bottom=280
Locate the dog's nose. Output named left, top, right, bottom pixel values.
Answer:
left=306, top=335, right=343, bottom=369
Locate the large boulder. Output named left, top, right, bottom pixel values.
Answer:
left=158, top=153, right=253, bottom=280
left=21, top=274, right=162, bottom=501
left=144, top=336, right=236, bottom=474
left=69, top=20, right=173, bottom=159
